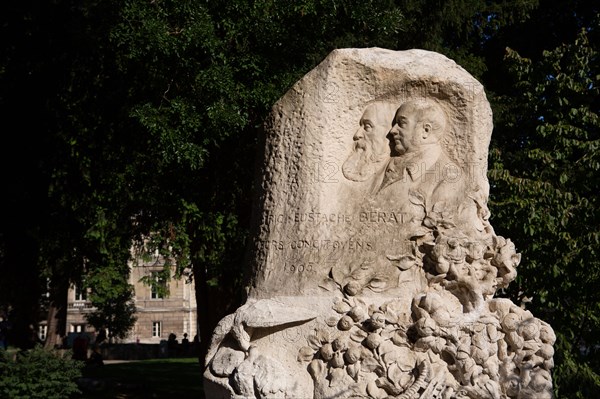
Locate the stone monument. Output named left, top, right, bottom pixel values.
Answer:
left=204, top=48, right=555, bottom=399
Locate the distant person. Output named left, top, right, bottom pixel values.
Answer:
left=159, top=339, right=168, bottom=358
left=0, top=316, right=8, bottom=350
left=192, top=334, right=200, bottom=356
left=25, top=323, right=42, bottom=349
left=167, top=333, right=178, bottom=357
left=181, top=333, right=190, bottom=355
left=87, top=345, right=104, bottom=367
left=72, top=332, right=88, bottom=361
left=96, top=328, right=107, bottom=346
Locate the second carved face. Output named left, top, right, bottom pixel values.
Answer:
left=352, top=104, right=393, bottom=159
left=388, top=105, right=420, bottom=155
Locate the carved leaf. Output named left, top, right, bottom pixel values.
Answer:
left=378, top=339, right=396, bottom=356
left=414, top=232, right=436, bottom=247
left=377, top=375, right=403, bottom=395
left=429, top=274, right=447, bottom=284
left=332, top=263, right=351, bottom=286
left=380, top=325, right=397, bottom=340
left=210, top=347, right=245, bottom=377
left=408, top=190, right=426, bottom=208
left=367, top=277, right=389, bottom=292
left=361, top=356, right=384, bottom=375
left=411, top=226, right=432, bottom=238
left=307, top=335, right=322, bottom=350
left=432, top=201, right=447, bottom=213
left=298, top=346, right=316, bottom=362
left=468, top=190, right=485, bottom=207
left=205, top=313, right=235, bottom=366
left=355, top=297, right=367, bottom=308
left=333, top=301, right=352, bottom=314
left=383, top=301, right=405, bottom=324
left=397, top=255, right=416, bottom=271
left=387, top=363, right=404, bottom=389
left=367, top=379, right=387, bottom=399
left=414, top=336, right=436, bottom=352
left=317, top=328, right=332, bottom=343
left=239, top=299, right=317, bottom=327
left=385, top=349, right=404, bottom=367
left=326, top=316, right=339, bottom=327
left=308, top=359, right=324, bottom=379
left=423, top=216, right=436, bottom=228
left=347, top=361, right=361, bottom=381
left=319, top=278, right=338, bottom=292
left=439, top=220, right=456, bottom=229
left=350, top=328, right=368, bottom=342
left=307, top=328, right=331, bottom=350
left=316, top=328, right=332, bottom=345
left=328, top=368, right=346, bottom=388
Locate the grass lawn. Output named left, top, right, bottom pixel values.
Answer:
left=76, top=358, right=205, bottom=399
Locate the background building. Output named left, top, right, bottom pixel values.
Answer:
left=65, top=255, right=197, bottom=344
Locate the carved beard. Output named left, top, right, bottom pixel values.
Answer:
left=342, top=141, right=386, bottom=182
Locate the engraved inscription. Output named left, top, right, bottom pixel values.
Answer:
left=257, top=239, right=375, bottom=252
left=265, top=211, right=410, bottom=225
left=266, top=212, right=352, bottom=224
left=283, top=262, right=315, bottom=274
left=358, top=211, right=407, bottom=223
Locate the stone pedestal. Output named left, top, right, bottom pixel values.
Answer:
left=204, top=48, right=555, bottom=399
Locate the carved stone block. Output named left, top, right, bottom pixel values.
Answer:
left=204, top=48, right=555, bottom=399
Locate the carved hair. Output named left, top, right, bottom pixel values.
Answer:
left=364, top=102, right=399, bottom=128
left=398, top=98, right=447, bottom=136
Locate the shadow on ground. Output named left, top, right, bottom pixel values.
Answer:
left=76, top=358, right=204, bottom=399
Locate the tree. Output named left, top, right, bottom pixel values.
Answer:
left=104, top=0, right=409, bottom=359
left=0, top=0, right=145, bottom=348
left=0, top=0, right=408, bottom=353
left=396, top=0, right=538, bottom=78
left=489, top=19, right=600, bottom=397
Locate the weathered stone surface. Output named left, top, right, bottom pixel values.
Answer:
left=204, top=48, right=555, bottom=398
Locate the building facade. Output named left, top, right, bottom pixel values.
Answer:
left=64, top=256, right=197, bottom=344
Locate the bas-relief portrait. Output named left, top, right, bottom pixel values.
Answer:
left=343, top=98, right=464, bottom=214
left=330, top=98, right=468, bottom=300
left=341, top=103, right=397, bottom=182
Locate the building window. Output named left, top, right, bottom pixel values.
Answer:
left=151, top=272, right=166, bottom=299
left=74, top=281, right=87, bottom=301
left=38, top=324, right=48, bottom=341
left=70, top=324, right=85, bottom=333
left=43, top=278, right=51, bottom=298
left=152, top=321, right=161, bottom=338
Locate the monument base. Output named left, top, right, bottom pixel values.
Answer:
left=204, top=294, right=554, bottom=399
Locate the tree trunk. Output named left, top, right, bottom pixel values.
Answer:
left=193, top=261, right=213, bottom=367
left=44, top=281, right=68, bottom=349
left=3, top=233, right=42, bottom=350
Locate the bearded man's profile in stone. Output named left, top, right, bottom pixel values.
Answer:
left=342, top=103, right=397, bottom=182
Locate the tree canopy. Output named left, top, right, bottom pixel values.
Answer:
left=489, top=21, right=600, bottom=399
left=0, top=1, right=598, bottom=396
